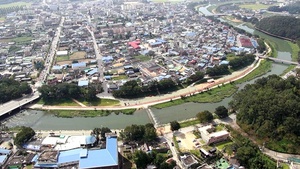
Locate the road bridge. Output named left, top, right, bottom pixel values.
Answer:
left=259, top=56, right=299, bottom=65
left=0, top=93, right=40, bottom=117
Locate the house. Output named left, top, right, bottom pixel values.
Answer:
left=78, top=80, right=89, bottom=87
left=0, top=148, right=12, bottom=168
left=56, top=50, right=68, bottom=56
left=180, top=154, right=198, bottom=169
left=34, top=135, right=119, bottom=169
left=72, top=62, right=86, bottom=70
left=198, top=125, right=229, bottom=145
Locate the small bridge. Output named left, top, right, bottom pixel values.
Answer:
left=259, top=56, right=299, bottom=65
left=0, top=93, right=40, bottom=117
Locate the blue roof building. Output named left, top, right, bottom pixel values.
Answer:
left=78, top=80, right=89, bottom=87
left=34, top=135, right=119, bottom=169
left=72, top=62, right=86, bottom=69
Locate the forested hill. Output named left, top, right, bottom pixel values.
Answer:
left=255, top=16, right=300, bottom=41
left=230, top=75, right=300, bottom=154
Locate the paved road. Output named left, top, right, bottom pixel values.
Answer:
left=37, top=16, right=65, bottom=86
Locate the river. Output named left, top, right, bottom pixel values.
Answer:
left=3, top=7, right=293, bottom=130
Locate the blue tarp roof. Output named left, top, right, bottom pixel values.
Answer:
left=0, top=155, right=7, bottom=163
left=78, top=80, right=89, bottom=87
left=85, top=136, right=96, bottom=145
left=52, top=65, right=62, bottom=70
left=219, top=60, right=229, bottom=65
left=0, top=148, right=11, bottom=155
left=230, top=47, right=243, bottom=51
left=251, top=38, right=259, bottom=48
left=87, top=68, right=98, bottom=75
left=104, top=76, right=112, bottom=80
left=72, top=62, right=86, bottom=68
left=102, top=56, right=114, bottom=61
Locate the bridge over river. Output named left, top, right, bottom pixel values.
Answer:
left=0, top=93, right=40, bottom=117
left=259, top=56, right=299, bottom=65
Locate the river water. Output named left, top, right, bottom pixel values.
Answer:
left=3, top=7, right=293, bottom=130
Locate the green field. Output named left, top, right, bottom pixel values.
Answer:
left=78, top=98, right=120, bottom=106
left=112, top=75, right=128, bottom=80
left=239, top=3, right=271, bottom=10
left=37, top=98, right=79, bottom=106
left=0, top=17, right=5, bottom=21
left=179, top=119, right=199, bottom=128
left=56, top=55, right=69, bottom=62
left=287, top=41, right=300, bottom=61
left=0, top=36, right=34, bottom=44
left=0, top=2, right=31, bottom=8
left=152, top=84, right=238, bottom=109
left=133, top=55, right=151, bottom=61
left=235, top=60, right=272, bottom=84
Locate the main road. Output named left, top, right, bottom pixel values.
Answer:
left=36, top=16, right=65, bottom=87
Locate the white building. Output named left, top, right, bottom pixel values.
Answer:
left=198, top=125, right=229, bottom=145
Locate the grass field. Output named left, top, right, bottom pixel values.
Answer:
left=134, top=55, right=151, bottom=61
left=0, top=36, right=34, bottom=44
left=239, top=3, right=271, bottom=10
left=179, top=119, right=199, bottom=128
left=56, top=55, right=69, bottom=62
left=37, top=98, right=79, bottom=106
left=152, top=84, right=238, bottom=109
left=78, top=98, right=120, bottom=106
left=50, top=108, right=136, bottom=118
left=69, top=51, right=86, bottom=60
left=215, top=140, right=234, bottom=150
left=235, top=60, right=272, bottom=84
left=0, top=1, right=31, bottom=8
left=287, top=41, right=300, bottom=62
left=112, top=75, right=128, bottom=80
left=0, top=17, right=5, bottom=21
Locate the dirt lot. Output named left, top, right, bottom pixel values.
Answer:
left=69, top=51, right=86, bottom=60
left=177, top=131, right=196, bottom=151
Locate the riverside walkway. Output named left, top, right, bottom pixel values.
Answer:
left=31, top=58, right=262, bottom=111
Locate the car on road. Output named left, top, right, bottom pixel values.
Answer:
left=171, top=142, right=174, bottom=146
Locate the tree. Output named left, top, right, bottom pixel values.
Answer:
left=100, top=127, right=111, bottom=141
left=14, top=126, right=35, bottom=147
left=133, top=150, right=151, bottom=169
left=196, top=110, right=213, bottom=123
left=170, top=121, right=180, bottom=131
left=230, top=75, right=300, bottom=153
left=215, top=106, right=228, bottom=119
left=143, top=123, right=157, bottom=142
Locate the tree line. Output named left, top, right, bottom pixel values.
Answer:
left=38, top=83, right=101, bottom=102
left=230, top=75, right=300, bottom=154
left=119, top=123, right=157, bottom=143
left=268, top=1, right=300, bottom=14
left=112, top=78, right=177, bottom=98
left=255, top=16, right=300, bottom=41
left=0, top=78, right=32, bottom=103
